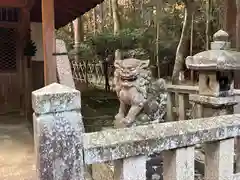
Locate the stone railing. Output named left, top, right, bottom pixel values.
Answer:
left=166, top=84, right=240, bottom=121
left=166, top=84, right=199, bottom=121
left=33, top=83, right=240, bottom=180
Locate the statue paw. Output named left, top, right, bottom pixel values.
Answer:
left=115, top=113, right=125, bottom=121
left=121, top=117, right=134, bottom=127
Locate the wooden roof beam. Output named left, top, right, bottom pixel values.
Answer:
left=42, top=0, right=57, bottom=85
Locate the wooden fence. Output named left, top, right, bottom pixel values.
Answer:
left=71, top=59, right=115, bottom=90
left=70, top=58, right=175, bottom=90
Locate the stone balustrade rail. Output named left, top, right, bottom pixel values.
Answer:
left=33, top=83, right=240, bottom=180
left=84, top=114, right=240, bottom=164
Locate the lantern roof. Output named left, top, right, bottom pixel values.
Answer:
left=186, top=50, right=240, bottom=70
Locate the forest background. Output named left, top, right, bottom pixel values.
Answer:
left=56, top=0, right=238, bottom=84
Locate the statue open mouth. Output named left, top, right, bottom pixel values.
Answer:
left=120, top=75, right=137, bottom=81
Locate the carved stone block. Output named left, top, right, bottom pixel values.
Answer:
left=113, top=58, right=167, bottom=127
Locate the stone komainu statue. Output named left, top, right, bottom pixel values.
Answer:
left=113, top=58, right=167, bottom=127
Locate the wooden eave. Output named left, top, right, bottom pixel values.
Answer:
left=30, top=0, right=104, bottom=28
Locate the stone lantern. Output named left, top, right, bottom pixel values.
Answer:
left=186, top=30, right=240, bottom=117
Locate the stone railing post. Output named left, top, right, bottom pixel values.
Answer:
left=163, top=146, right=195, bottom=180
left=167, top=92, right=174, bottom=121
left=114, top=156, right=146, bottom=180
left=205, top=139, right=234, bottom=180
left=32, top=83, right=85, bottom=180
left=113, top=111, right=147, bottom=180
left=178, top=93, right=189, bottom=120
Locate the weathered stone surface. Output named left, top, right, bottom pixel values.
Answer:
left=205, top=138, right=234, bottom=180
left=213, top=29, right=229, bottom=42
left=164, top=85, right=240, bottom=97
left=166, top=84, right=198, bottom=94
left=92, top=163, right=114, bottom=180
left=211, top=41, right=231, bottom=50
left=163, top=146, right=195, bottom=180
left=113, top=58, right=167, bottom=127
left=186, top=50, right=240, bottom=70
left=189, top=94, right=238, bottom=107
left=184, top=30, right=239, bottom=180
left=211, top=30, right=230, bottom=50
left=186, top=30, right=240, bottom=71
left=83, top=114, right=240, bottom=164
left=34, top=112, right=84, bottom=180
left=32, top=83, right=81, bottom=114
left=114, top=156, right=147, bottom=180
left=178, top=93, right=189, bottom=120
left=233, top=173, right=240, bottom=180
left=33, top=83, right=85, bottom=180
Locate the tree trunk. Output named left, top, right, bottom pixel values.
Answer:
left=206, top=0, right=212, bottom=50
left=156, top=0, right=161, bottom=77
left=109, top=0, right=112, bottom=20
left=99, top=3, right=104, bottom=31
left=190, top=14, right=194, bottom=84
left=236, top=0, right=240, bottom=51
left=140, top=0, right=144, bottom=20
left=93, top=8, right=97, bottom=34
left=87, top=12, right=92, bottom=33
left=224, top=0, right=237, bottom=47
left=112, top=0, right=121, bottom=59
left=172, top=0, right=195, bottom=84
left=190, top=14, right=194, bottom=55
left=73, top=17, right=84, bottom=44
left=235, top=0, right=240, bottom=173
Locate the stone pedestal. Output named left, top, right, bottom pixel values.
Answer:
left=32, top=83, right=84, bottom=180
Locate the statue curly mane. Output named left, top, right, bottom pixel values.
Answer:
left=113, top=58, right=167, bottom=127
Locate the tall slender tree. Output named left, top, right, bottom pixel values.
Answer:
left=205, top=0, right=212, bottom=50
left=172, top=0, right=196, bottom=84
left=224, top=0, right=236, bottom=47
left=236, top=0, right=240, bottom=51
left=156, top=0, right=162, bottom=77
left=99, top=3, right=104, bottom=31
left=235, top=0, right=240, bottom=173
left=73, top=17, right=84, bottom=44
left=112, top=0, right=121, bottom=59
left=93, top=8, right=97, bottom=34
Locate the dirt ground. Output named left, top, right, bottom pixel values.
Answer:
left=0, top=114, right=35, bottom=180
